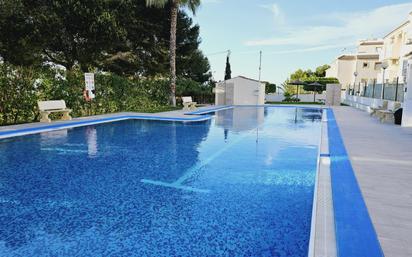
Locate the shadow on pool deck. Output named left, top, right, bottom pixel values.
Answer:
left=333, top=106, right=412, bottom=257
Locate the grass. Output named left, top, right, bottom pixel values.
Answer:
left=266, top=101, right=324, bottom=105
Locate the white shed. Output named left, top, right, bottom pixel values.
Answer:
left=214, top=76, right=266, bottom=105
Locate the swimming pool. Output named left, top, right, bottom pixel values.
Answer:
left=0, top=107, right=323, bottom=256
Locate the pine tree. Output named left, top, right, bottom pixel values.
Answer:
left=224, top=56, right=231, bottom=80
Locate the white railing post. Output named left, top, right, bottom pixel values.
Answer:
left=402, top=60, right=412, bottom=127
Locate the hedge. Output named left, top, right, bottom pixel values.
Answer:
left=0, top=63, right=213, bottom=125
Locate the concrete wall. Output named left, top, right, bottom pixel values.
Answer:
left=326, top=84, right=342, bottom=106
left=265, top=93, right=326, bottom=102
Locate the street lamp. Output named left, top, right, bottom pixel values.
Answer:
left=353, top=71, right=358, bottom=95
left=381, top=61, right=389, bottom=99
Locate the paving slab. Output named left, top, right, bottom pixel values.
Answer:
left=333, top=106, right=412, bottom=257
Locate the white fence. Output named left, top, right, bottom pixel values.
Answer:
left=265, top=93, right=326, bottom=102
left=343, top=94, right=402, bottom=112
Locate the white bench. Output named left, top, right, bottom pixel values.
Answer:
left=369, top=100, right=388, bottom=116
left=38, top=100, right=72, bottom=123
left=182, top=96, right=197, bottom=111
left=376, top=102, right=401, bottom=123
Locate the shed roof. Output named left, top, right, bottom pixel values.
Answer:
left=217, top=76, right=263, bottom=85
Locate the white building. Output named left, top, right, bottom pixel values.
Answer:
left=377, top=11, right=412, bottom=84
left=326, top=40, right=383, bottom=90
left=214, top=76, right=265, bottom=105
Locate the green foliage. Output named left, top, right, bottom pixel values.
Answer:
left=175, top=77, right=214, bottom=104
left=285, top=64, right=339, bottom=95
left=0, top=63, right=174, bottom=125
left=146, top=0, right=201, bottom=14
left=0, top=0, right=211, bottom=83
left=265, top=82, right=277, bottom=94
left=282, top=92, right=300, bottom=102
left=0, top=64, right=39, bottom=124
left=314, top=64, right=330, bottom=77
left=224, top=56, right=231, bottom=80
left=302, top=77, right=340, bottom=92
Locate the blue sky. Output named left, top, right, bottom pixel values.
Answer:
left=191, top=0, right=412, bottom=85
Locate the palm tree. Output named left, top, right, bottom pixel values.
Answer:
left=146, top=0, right=201, bottom=107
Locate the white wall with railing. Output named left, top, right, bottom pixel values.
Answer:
left=343, top=94, right=403, bottom=112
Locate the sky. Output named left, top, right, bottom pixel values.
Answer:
left=190, top=0, right=412, bottom=85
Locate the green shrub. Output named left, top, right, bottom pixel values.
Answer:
left=176, top=77, right=214, bottom=104
left=0, top=63, right=172, bottom=125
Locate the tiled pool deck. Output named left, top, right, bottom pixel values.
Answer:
left=333, top=106, right=412, bottom=257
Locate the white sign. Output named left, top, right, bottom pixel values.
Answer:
left=85, top=73, right=95, bottom=91
left=84, top=73, right=95, bottom=99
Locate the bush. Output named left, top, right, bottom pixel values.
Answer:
left=0, top=63, right=171, bottom=125
left=282, top=92, right=300, bottom=102
left=175, top=77, right=214, bottom=104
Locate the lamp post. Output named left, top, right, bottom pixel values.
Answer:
left=381, top=61, right=389, bottom=99
left=353, top=71, right=358, bottom=95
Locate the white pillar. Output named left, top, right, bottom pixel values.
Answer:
left=326, top=84, right=342, bottom=106
left=402, top=60, right=412, bottom=127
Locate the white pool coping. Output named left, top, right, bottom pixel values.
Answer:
left=308, top=108, right=337, bottom=257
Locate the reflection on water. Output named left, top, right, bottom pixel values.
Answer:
left=215, top=107, right=265, bottom=132
left=85, top=127, right=98, bottom=158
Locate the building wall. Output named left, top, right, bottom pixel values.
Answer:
left=358, top=42, right=383, bottom=54
left=327, top=40, right=383, bottom=90
left=233, top=79, right=263, bottom=105
left=214, top=84, right=226, bottom=105
left=355, top=58, right=381, bottom=85
left=377, top=13, right=412, bottom=84
left=338, top=59, right=356, bottom=89
left=214, top=77, right=265, bottom=105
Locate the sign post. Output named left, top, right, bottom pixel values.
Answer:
left=84, top=73, right=95, bottom=116
left=84, top=73, right=95, bottom=99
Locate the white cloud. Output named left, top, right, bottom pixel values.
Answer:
left=246, top=3, right=412, bottom=47
left=260, top=3, right=285, bottom=26
left=265, top=43, right=354, bottom=55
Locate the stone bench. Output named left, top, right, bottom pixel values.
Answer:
left=38, top=100, right=72, bottom=123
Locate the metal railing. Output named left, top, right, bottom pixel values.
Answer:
left=347, top=77, right=404, bottom=102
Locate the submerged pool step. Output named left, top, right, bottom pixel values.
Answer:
left=140, top=127, right=257, bottom=193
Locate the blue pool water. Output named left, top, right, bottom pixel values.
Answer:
left=0, top=107, right=322, bottom=256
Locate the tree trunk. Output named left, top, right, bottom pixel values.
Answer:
left=169, top=1, right=178, bottom=107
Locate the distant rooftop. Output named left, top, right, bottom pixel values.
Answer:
left=358, top=39, right=384, bottom=46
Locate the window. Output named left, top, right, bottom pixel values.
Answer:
left=374, top=63, right=380, bottom=70
left=363, top=62, right=369, bottom=68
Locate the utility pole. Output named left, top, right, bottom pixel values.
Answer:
left=258, top=51, right=262, bottom=81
